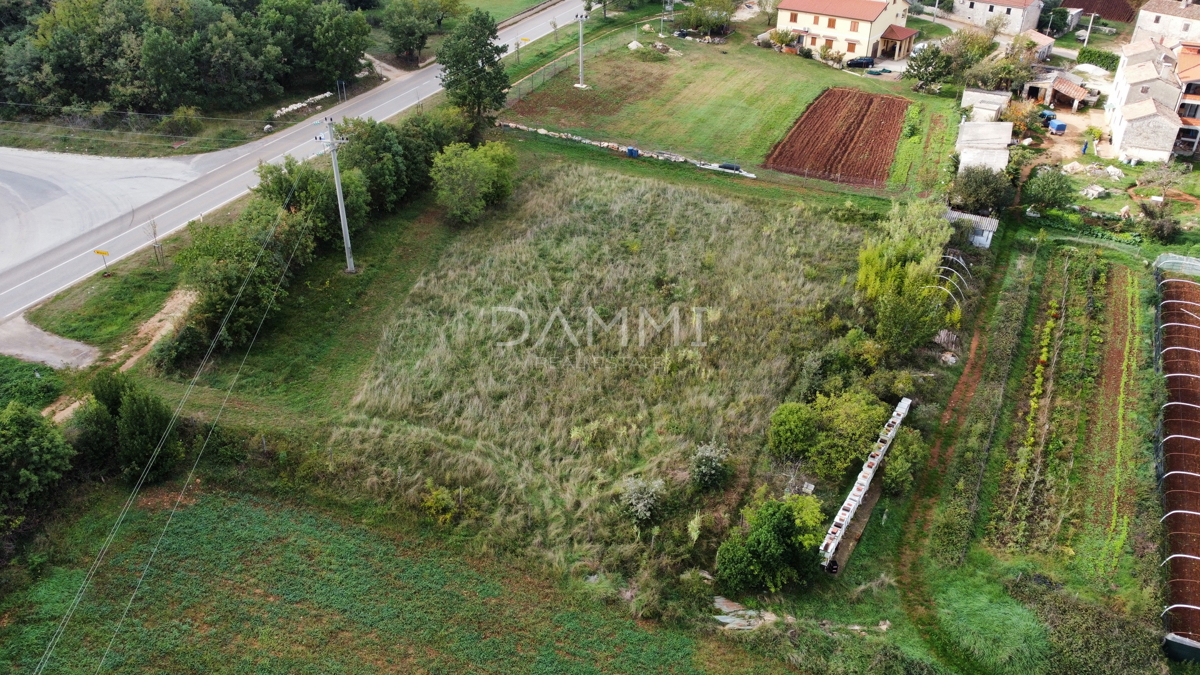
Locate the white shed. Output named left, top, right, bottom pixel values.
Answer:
left=946, top=209, right=1000, bottom=249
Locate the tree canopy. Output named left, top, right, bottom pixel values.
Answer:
left=437, top=8, right=508, bottom=127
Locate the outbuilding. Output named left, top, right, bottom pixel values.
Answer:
left=946, top=209, right=999, bottom=248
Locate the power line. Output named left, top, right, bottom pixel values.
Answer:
left=32, top=173, right=306, bottom=675
left=93, top=194, right=319, bottom=674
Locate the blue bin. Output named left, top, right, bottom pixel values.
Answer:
left=627, top=147, right=639, bottom=158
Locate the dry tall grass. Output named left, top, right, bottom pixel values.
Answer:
left=328, top=165, right=864, bottom=566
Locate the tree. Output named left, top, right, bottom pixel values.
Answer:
left=768, top=402, right=818, bottom=460
left=804, top=389, right=889, bottom=479
left=0, top=401, right=74, bottom=512
left=950, top=166, right=1010, bottom=213
left=1139, top=200, right=1179, bottom=243
left=715, top=492, right=824, bottom=594
left=902, top=45, right=952, bottom=85
left=681, top=0, right=736, bottom=34
left=416, top=0, right=462, bottom=30
left=1000, top=98, right=1039, bottom=137
left=336, top=117, right=409, bottom=211
left=395, top=105, right=472, bottom=189
left=312, top=1, right=370, bottom=83
left=431, top=141, right=517, bottom=222
left=881, top=427, right=927, bottom=495
left=116, top=388, right=180, bottom=483
left=1023, top=167, right=1073, bottom=208
left=383, top=0, right=434, bottom=62
left=437, top=8, right=508, bottom=128
left=70, top=397, right=118, bottom=473
left=254, top=156, right=370, bottom=242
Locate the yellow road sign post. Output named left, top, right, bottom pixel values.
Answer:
left=94, top=250, right=111, bottom=276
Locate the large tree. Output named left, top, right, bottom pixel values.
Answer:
left=383, top=0, right=434, bottom=62
left=0, top=400, right=74, bottom=514
left=437, top=8, right=508, bottom=128
left=312, top=0, right=370, bottom=83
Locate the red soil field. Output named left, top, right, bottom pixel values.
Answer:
left=1161, top=277, right=1200, bottom=641
left=765, top=87, right=909, bottom=185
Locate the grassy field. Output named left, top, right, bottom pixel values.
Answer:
left=907, top=17, right=953, bottom=42
left=1054, top=19, right=1132, bottom=52
left=0, top=487, right=783, bottom=674
left=502, top=26, right=960, bottom=193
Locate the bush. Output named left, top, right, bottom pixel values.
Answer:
left=116, top=388, right=181, bottom=484
left=690, top=443, right=730, bottom=490
left=1077, top=46, right=1118, bottom=71
left=69, top=398, right=118, bottom=473
left=0, top=356, right=63, bottom=410
left=1023, top=167, right=1074, bottom=208
left=431, top=141, right=518, bottom=223
left=421, top=478, right=480, bottom=525
left=91, top=368, right=133, bottom=417
left=716, top=494, right=823, bottom=594
left=158, top=105, right=202, bottom=137
left=902, top=104, right=923, bottom=138
left=808, top=389, right=890, bottom=480
left=881, top=427, right=927, bottom=495
left=798, top=46, right=813, bottom=58
left=0, top=401, right=74, bottom=514
left=768, top=402, right=818, bottom=460
left=619, top=477, right=665, bottom=523
left=148, top=322, right=209, bottom=373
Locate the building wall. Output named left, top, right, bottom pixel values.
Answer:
left=1132, top=9, right=1200, bottom=45
left=951, top=0, right=1041, bottom=34
left=776, top=0, right=908, bottom=56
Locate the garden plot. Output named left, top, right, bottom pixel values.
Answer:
left=764, top=88, right=910, bottom=186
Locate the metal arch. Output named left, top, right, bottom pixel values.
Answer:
left=1165, top=306, right=1200, bottom=324
left=942, top=253, right=973, bottom=279
left=1165, top=373, right=1200, bottom=382
left=1164, top=347, right=1200, bottom=357
left=1165, top=402, right=1200, bottom=412
left=1162, top=604, right=1200, bottom=616
left=1162, top=554, right=1200, bottom=566
left=1160, top=278, right=1200, bottom=289
left=1165, top=435, right=1200, bottom=443
left=1161, top=510, right=1200, bottom=522
left=1164, top=300, right=1200, bottom=311
left=938, top=266, right=971, bottom=292
left=1162, top=471, right=1200, bottom=482
left=1162, top=323, right=1200, bottom=332
left=920, top=285, right=961, bottom=313
left=935, top=274, right=967, bottom=305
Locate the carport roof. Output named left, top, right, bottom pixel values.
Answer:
left=880, top=25, right=919, bottom=41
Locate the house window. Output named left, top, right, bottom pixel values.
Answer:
left=1187, top=22, right=1192, bottom=31
left=1006, top=7, right=1011, bottom=13
left=825, top=38, right=834, bottom=48
left=847, top=42, right=856, bottom=52
left=988, top=4, right=994, bottom=11
left=811, top=36, right=818, bottom=45
left=828, top=17, right=836, bottom=27
left=1141, top=85, right=1151, bottom=94
left=790, top=11, right=798, bottom=21
left=1155, top=15, right=1161, bottom=23
left=813, top=14, right=820, bottom=24
left=968, top=2, right=975, bottom=8
left=850, top=20, right=859, bottom=31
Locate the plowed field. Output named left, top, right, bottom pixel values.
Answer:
left=765, top=88, right=909, bottom=185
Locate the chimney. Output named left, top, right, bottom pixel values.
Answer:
left=1184, top=0, right=1191, bottom=10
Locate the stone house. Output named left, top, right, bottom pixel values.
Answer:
left=951, top=0, right=1043, bottom=35
left=776, top=0, right=914, bottom=58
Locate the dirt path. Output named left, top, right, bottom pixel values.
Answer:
left=113, top=289, right=197, bottom=372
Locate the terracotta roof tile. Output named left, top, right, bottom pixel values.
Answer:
left=881, top=24, right=919, bottom=40
left=1053, top=77, right=1090, bottom=100
left=777, top=0, right=893, bottom=21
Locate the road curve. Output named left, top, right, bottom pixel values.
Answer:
left=0, top=0, right=585, bottom=324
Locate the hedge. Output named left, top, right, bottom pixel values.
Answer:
left=1077, top=47, right=1119, bottom=71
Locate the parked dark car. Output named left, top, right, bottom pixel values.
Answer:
left=845, top=57, right=875, bottom=68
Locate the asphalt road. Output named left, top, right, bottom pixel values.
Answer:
left=0, top=0, right=585, bottom=323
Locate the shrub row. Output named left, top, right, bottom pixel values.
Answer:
left=1077, top=47, right=1119, bottom=71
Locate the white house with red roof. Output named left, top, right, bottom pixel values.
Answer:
left=775, top=0, right=916, bottom=59
left=951, top=0, right=1042, bottom=35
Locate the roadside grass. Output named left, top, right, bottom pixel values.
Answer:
left=907, top=17, right=953, bottom=42
left=0, top=355, right=64, bottom=409
left=502, top=26, right=960, bottom=194
left=503, top=5, right=664, bottom=84
left=1054, top=19, right=1132, bottom=52
left=0, top=487, right=782, bottom=674
left=0, top=76, right=383, bottom=158
left=25, top=237, right=186, bottom=356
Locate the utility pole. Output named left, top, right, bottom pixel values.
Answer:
left=318, top=117, right=356, bottom=274
left=1083, top=12, right=1096, bottom=47
left=574, top=13, right=590, bottom=89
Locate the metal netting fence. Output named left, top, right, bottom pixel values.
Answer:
left=506, top=27, right=643, bottom=106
